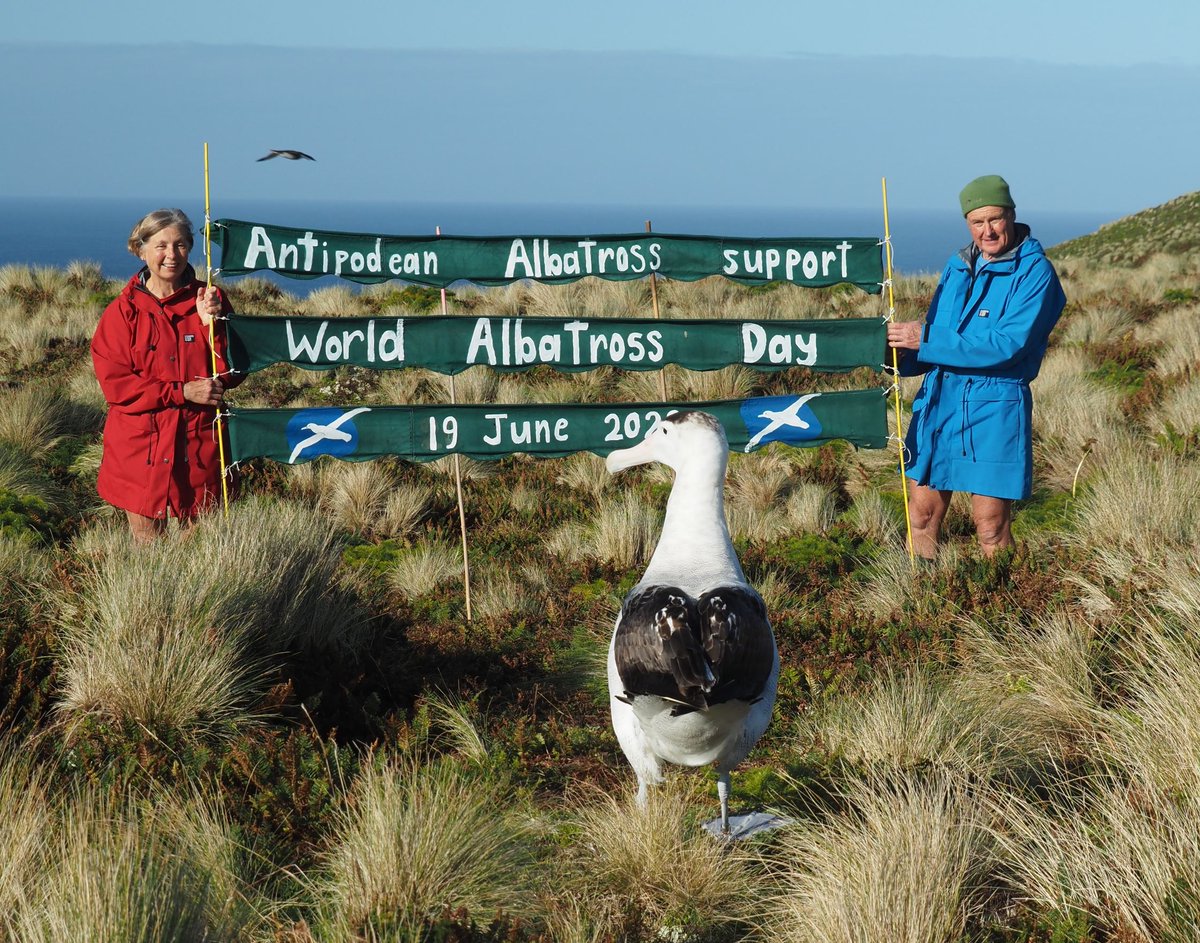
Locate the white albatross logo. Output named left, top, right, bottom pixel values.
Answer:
left=743, top=393, right=821, bottom=452
left=288, top=407, right=372, bottom=464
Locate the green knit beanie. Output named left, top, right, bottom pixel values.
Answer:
left=959, top=175, right=1015, bottom=216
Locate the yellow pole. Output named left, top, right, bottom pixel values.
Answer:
left=204, top=142, right=231, bottom=515
left=646, top=220, right=668, bottom=403
left=438, top=225, right=473, bottom=622
left=881, top=177, right=914, bottom=562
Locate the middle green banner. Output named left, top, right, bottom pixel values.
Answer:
left=226, top=314, right=884, bottom=376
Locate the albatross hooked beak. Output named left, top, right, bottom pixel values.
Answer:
left=606, top=429, right=664, bottom=474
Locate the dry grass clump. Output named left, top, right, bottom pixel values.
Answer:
left=0, top=747, right=52, bottom=922
left=545, top=491, right=660, bottom=568
left=310, top=459, right=433, bottom=538
left=840, top=489, right=899, bottom=543
left=55, top=538, right=262, bottom=739
left=296, top=284, right=362, bottom=318
left=388, top=541, right=462, bottom=599
left=1142, top=302, right=1200, bottom=377
left=1057, top=303, right=1137, bottom=346
left=0, top=383, right=101, bottom=456
left=433, top=365, right=501, bottom=404
left=1069, top=444, right=1200, bottom=555
left=0, top=442, right=69, bottom=513
left=312, top=755, right=537, bottom=940
left=795, top=664, right=993, bottom=773
left=1098, top=612, right=1200, bottom=794
left=762, top=773, right=991, bottom=943
left=56, top=497, right=370, bottom=738
left=1032, top=346, right=1134, bottom=491
left=471, top=565, right=547, bottom=621
left=784, top=483, right=839, bottom=535
left=556, top=451, right=611, bottom=500
left=552, top=780, right=760, bottom=941
left=851, top=544, right=964, bottom=618
left=956, top=611, right=1099, bottom=761
left=8, top=786, right=261, bottom=942
left=1150, top=374, right=1200, bottom=439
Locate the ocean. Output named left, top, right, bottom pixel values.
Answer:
left=0, top=196, right=1115, bottom=296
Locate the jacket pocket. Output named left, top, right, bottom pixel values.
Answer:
left=960, top=381, right=1024, bottom=464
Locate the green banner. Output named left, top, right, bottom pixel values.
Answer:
left=226, top=314, right=884, bottom=376
left=226, top=391, right=886, bottom=465
left=213, top=220, right=883, bottom=293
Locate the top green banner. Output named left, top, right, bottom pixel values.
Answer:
left=212, top=220, right=884, bottom=293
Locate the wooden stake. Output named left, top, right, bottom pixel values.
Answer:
left=646, top=220, right=668, bottom=403
left=438, top=225, right=473, bottom=621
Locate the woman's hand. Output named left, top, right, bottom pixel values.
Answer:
left=183, top=376, right=225, bottom=406
left=197, top=285, right=223, bottom=326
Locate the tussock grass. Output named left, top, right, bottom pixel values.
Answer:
left=851, top=545, right=963, bottom=618
left=795, top=664, right=993, bottom=773
left=0, top=383, right=101, bottom=456
left=784, top=482, right=839, bottom=534
left=297, top=284, right=359, bottom=317
left=388, top=540, right=462, bottom=598
left=554, top=780, right=760, bottom=941
left=546, top=491, right=660, bottom=567
left=1143, top=302, right=1200, bottom=377
left=556, top=451, right=611, bottom=500
left=56, top=535, right=262, bottom=739
left=1058, top=303, right=1137, bottom=346
left=762, top=773, right=991, bottom=943
left=57, top=498, right=370, bottom=738
left=991, top=777, right=1200, bottom=943
left=472, top=565, right=546, bottom=621
left=8, top=786, right=261, bottom=942
left=315, top=459, right=432, bottom=538
left=1070, top=445, right=1200, bottom=554
left=1099, top=612, right=1200, bottom=794
left=435, top=365, right=501, bottom=404
left=1151, top=374, right=1200, bottom=439
left=425, top=454, right=498, bottom=482
left=313, top=755, right=536, bottom=940
left=841, top=489, right=900, bottom=543
left=1033, top=346, right=1133, bottom=491
left=0, top=747, right=52, bottom=922
left=956, top=611, right=1099, bottom=763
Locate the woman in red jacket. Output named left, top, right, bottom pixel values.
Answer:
left=91, top=208, right=241, bottom=540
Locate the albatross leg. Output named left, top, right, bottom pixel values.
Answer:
left=717, top=772, right=731, bottom=834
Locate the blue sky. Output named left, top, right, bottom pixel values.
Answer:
left=4, top=1, right=1198, bottom=215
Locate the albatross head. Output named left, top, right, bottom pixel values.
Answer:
left=605, top=411, right=729, bottom=476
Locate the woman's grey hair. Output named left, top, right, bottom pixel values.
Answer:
left=127, top=208, right=194, bottom=257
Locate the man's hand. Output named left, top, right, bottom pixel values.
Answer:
left=887, top=320, right=922, bottom=351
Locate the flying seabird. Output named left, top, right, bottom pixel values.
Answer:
left=257, top=149, right=316, bottom=162
left=605, top=410, right=781, bottom=837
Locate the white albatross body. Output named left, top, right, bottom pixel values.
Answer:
left=605, top=411, right=779, bottom=834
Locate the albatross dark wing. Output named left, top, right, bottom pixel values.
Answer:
left=615, top=585, right=713, bottom=710
left=698, top=586, right=774, bottom=704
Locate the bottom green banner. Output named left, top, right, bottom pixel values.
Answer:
left=226, top=390, right=887, bottom=465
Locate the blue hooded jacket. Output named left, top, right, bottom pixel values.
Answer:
left=898, top=224, right=1066, bottom=500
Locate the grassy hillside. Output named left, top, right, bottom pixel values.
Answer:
left=1, top=238, right=1200, bottom=940
left=1051, top=190, right=1200, bottom=265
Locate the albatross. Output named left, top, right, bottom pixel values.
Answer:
left=605, top=410, right=780, bottom=836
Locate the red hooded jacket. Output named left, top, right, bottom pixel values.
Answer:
left=91, top=267, right=242, bottom=519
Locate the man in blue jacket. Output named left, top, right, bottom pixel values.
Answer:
left=886, top=175, right=1066, bottom=559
